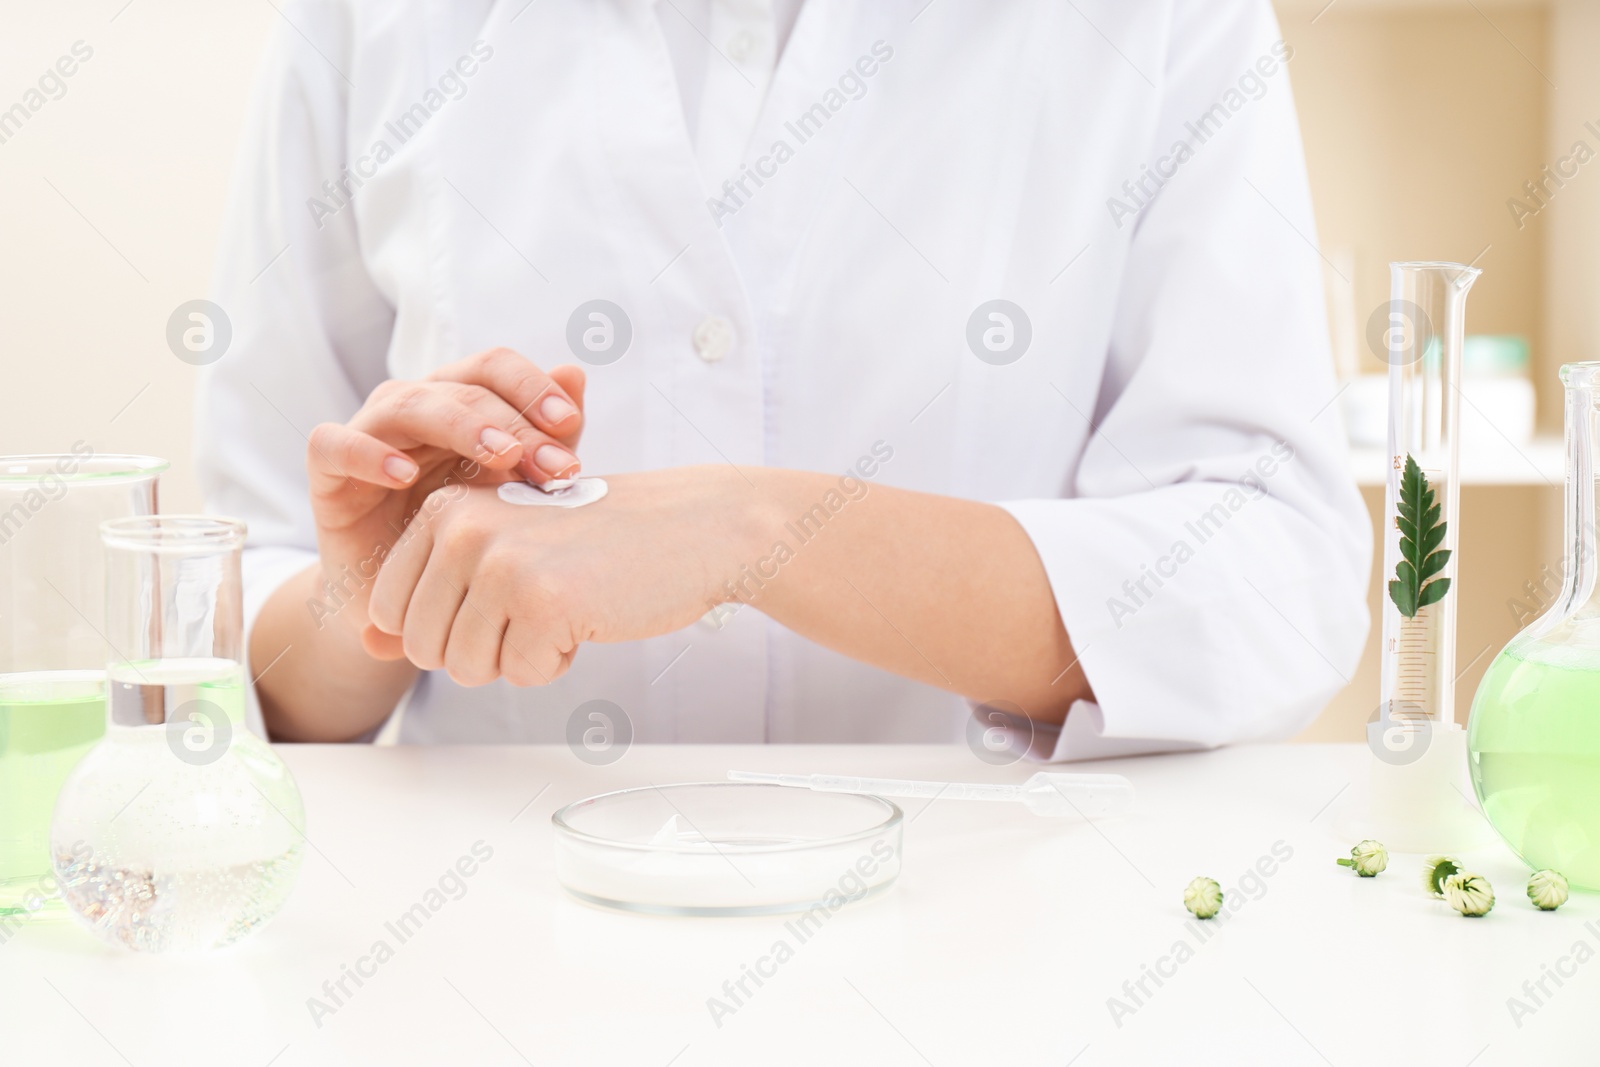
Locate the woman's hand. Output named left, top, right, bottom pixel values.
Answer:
left=361, top=468, right=754, bottom=685
left=356, top=462, right=1088, bottom=721
left=304, top=348, right=587, bottom=636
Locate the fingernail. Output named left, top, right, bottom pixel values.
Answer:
left=480, top=427, right=521, bottom=456
left=540, top=395, right=578, bottom=425
left=535, top=444, right=579, bottom=477
left=383, top=455, right=418, bottom=484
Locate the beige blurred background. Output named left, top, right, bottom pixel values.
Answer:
left=1, top=0, right=1594, bottom=740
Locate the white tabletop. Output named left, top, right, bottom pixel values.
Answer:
left=1, top=743, right=1585, bottom=1065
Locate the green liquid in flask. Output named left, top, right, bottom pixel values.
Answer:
left=1469, top=637, right=1600, bottom=890
left=0, top=671, right=106, bottom=915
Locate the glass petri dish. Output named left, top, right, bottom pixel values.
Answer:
left=551, top=783, right=903, bottom=917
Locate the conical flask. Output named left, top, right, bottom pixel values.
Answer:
left=1470, top=362, right=1600, bottom=888
left=49, top=516, right=305, bottom=951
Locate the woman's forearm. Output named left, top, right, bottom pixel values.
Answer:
left=250, top=563, right=419, bottom=741
left=255, top=465, right=1090, bottom=735
left=730, top=468, right=1090, bottom=723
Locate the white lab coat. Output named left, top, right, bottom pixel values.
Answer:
left=196, top=0, right=1371, bottom=756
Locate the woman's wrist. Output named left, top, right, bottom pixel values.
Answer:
left=703, top=465, right=847, bottom=610
left=697, top=464, right=791, bottom=606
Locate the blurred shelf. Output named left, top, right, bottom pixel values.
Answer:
left=1350, top=435, right=1565, bottom=487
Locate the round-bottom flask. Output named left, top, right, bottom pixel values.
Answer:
left=1469, top=363, right=1600, bottom=889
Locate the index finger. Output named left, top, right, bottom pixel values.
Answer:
left=429, top=348, right=582, bottom=443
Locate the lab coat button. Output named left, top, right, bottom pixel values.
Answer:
left=727, top=31, right=756, bottom=61
left=693, top=316, right=734, bottom=363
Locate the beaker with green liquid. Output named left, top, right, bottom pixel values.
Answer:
left=0, top=452, right=165, bottom=918
left=1470, top=362, right=1600, bottom=889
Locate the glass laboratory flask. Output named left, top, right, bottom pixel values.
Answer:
left=1469, top=362, right=1600, bottom=889
left=51, top=517, right=305, bottom=951
left=0, top=453, right=166, bottom=918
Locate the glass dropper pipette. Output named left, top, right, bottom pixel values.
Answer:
left=728, top=770, right=1135, bottom=819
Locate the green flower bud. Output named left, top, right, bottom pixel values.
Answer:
left=1184, top=876, right=1223, bottom=920
left=1421, top=855, right=1461, bottom=899
left=1336, top=839, right=1388, bottom=877
left=1527, top=870, right=1569, bottom=911
left=1443, top=872, right=1495, bottom=917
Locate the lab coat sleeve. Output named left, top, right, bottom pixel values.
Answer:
left=998, top=0, right=1371, bottom=757
left=194, top=1, right=396, bottom=735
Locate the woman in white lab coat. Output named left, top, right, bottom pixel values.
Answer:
left=197, top=0, right=1370, bottom=755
